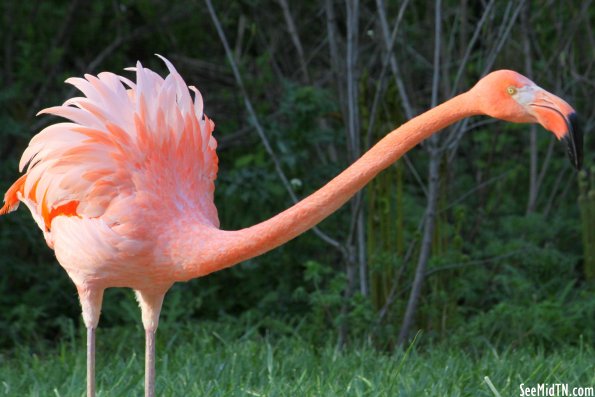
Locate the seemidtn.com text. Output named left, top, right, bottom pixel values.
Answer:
left=520, top=383, right=594, bottom=397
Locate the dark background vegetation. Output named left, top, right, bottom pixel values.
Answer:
left=0, top=0, right=593, bottom=355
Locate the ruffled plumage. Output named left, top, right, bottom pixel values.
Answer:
left=2, top=55, right=219, bottom=237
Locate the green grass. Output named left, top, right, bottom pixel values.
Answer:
left=0, top=322, right=592, bottom=396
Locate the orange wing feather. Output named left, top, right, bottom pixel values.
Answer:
left=1, top=56, right=219, bottom=236
left=0, top=174, right=27, bottom=215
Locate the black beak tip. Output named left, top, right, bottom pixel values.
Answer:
left=564, top=112, right=583, bottom=170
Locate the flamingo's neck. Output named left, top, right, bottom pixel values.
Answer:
left=171, top=92, right=477, bottom=281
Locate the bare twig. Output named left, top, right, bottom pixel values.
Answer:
left=170, top=54, right=235, bottom=85
left=205, top=0, right=345, bottom=254
left=424, top=249, right=525, bottom=279
left=535, top=137, right=555, bottom=203
left=234, top=15, right=247, bottom=60
left=386, top=248, right=527, bottom=307
left=449, top=0, right=496, bottom=97
left=439, top=170, right=512, bottom=213
left=28, top=0, right=81, bottom=117
left=375, top=0, right=414, bottom=119
left=343, top=0, right=368, bottom=297
left=325, top=0, right=347, bottom=118
left=375, top=0, right=433, bottom=198
left=523, top=3, right=539, bottom=214
left=365, top=0, right=410, bottom=149
left=277, top=0, right=310, bottom=83
left=345, top=0, right=361, bottom=162
left=401, top=155, right=428, bottom=197
left=484, top=0, right=526, bottom=72
left=397, top=151, right=441, bottom=345
left=376, top=233, right=419, bottom=322
left=397, top=0, right=443, bottom=346
left=443, top=0, right=526, bottom=154
left=543, top=165, right=570, bottom=217
left=30, top=7, right=188, bottom=133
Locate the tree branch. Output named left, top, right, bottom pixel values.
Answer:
left=277, top=0, right=310, bottom=83
left=397, top=0, right=442, bottom=345
left=205, top=0, right=345, bottom=255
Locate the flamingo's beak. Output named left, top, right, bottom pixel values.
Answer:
left=529, top=90, right=583, bottom=170
left=563, top=113, right=582, bottom=170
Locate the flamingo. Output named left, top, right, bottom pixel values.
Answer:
left=0, top=57, right=582, bottom=396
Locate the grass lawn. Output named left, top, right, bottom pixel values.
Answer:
left=0, top=321, right=592, bottom=396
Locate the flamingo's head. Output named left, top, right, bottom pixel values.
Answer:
left=471, top=70, right=582, bottom=170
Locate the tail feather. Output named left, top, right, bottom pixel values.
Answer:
left=1, top=175, right=27, bottom=215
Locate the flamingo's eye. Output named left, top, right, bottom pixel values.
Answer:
left=507, top=86, right=517, bottom=95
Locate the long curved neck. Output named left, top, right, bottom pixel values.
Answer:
left=174, top=92, right=477, bottom=280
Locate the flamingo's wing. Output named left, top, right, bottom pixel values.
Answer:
left=1, top=56, right=219, bottom=238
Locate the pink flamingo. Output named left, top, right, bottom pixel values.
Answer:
left=0, top=57, right=581, bottom=396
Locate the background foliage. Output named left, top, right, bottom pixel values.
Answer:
left=0, top=0, right=593, bottom=357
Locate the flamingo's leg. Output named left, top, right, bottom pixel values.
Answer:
left=145, top=329, right=156, bottom=397
left=77, top=287, right=104, bottom=397
left=87, top=327, right=96, bottom=397
left=135, top=290, right=166, bottom=397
